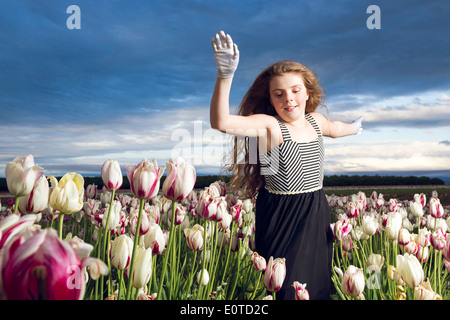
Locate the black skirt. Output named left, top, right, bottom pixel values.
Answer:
left=255, top=187, right=333, bottom=300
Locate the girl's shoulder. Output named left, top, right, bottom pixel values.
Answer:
left=307, top=111, right=328, bottom=126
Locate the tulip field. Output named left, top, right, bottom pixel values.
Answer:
left=1, top=154, right=450, bottom=300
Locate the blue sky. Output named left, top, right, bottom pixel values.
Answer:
left=1, top=0, right=449, bottom=182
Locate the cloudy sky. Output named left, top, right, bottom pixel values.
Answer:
left=1, top=0, right=449, bottom=182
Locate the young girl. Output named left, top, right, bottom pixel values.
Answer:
left=210, top=31, right=363, bottom=300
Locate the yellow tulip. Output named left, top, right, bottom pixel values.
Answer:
left=49, top=173, right=84, bottom=214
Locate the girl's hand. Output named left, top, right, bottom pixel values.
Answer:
left=352, top=116, right=364, bottom=135
left=211, top=30, right=239, bottom=79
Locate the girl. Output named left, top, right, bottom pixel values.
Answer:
left=210, top=31, right=363, bottom=300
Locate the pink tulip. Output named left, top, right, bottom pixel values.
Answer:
left=143, top=223, right=166, bottom=254
left=292, top=281, right=310, bottom=300
left=333, top=217, right=352, bottom=241
left=5, top=154, right=44, bottom=197
left=162, top=157, right=196, bottom=201
left=110, top=234, right=133, bottom=270
left=231, top=202, right=243, bottom=222
left=445, top=260, right=450, bottom=274
left=414, top=193, right=426, bottom=208
left=196, top=186, right=220, bottom=220
left=129, top=207, right=150, bottom=236
left=416, top=246, right=429, bottom=263
left=17, top=175, right=49, bottom=214
left=340, top=265, right=365, bottom=297
left=2, top=228, right=103, bottom=300
left=431, top=228, right=447, bottom=250
left=429, top=198, right=444, bottom=219
left=346, top=201, right=360, bottom=218
left=126, top=158, right=165, bottom=200
left=264, top=256, right=286, bottom=292
left=443, top=238, right=450, bottom=261
left=101, top=159, right=123, bottom=191
left=184, top=224, right=204, bottom=251
left=0, top=214, right=38, bottom=259
left=251, top=252, right=267, bottom=272
left=85, top=184, right=97, bottom=199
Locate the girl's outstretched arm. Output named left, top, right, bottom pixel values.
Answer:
left=313, top=112, right=364, bottom=138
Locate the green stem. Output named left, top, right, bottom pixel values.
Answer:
left=102, top=189, right=116, bottom=261
left=251, top=272, right=262, bottom=300
left=118, top=269, right=124, bottom=300
left=221, top=221, right=234, bottom=285
left=126, top=198, right=145, bottom=300
left=58, top=213, right=65, bottom=239
left=14, top=196, right=19, bottom=214
left=157, top=200, right=177, bottom=300
left=228, top=238, right=241, bottom=300
left=197, top=219, right=209, bottom=299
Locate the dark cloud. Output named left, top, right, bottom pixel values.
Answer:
left=1, top=0, right=449, bottom=177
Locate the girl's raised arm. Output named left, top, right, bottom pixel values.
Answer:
left=210, top=31, right=273, bottom=137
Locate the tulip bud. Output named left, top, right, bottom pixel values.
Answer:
left=251, top=252, right=267, bottom=272
left=431, top=228, right=446, bottom=250
left=110, top=234, right=133, bottom=270
left=385, top=212, right=402, bottom=240
left=101, top=159, right=123, bottom=191
left=126, top=158, right=165, bottom=200
left=85, top=184, right=97, bottom=199
left=102, top=200, right=122, bottom=230
left=162, top=157, right=196, bottom=201
left=414, top=279, right=442, bottom=300
left=341, top=265, right=365, bottom=297
left=5, top=154, right=44, bottom=197
left=130, top=246, right=153, bottom=289
left=333, top=217, right=352, bottom=241
left=429, top=198, right=444, bottom=219
left=197, top=269, right=209, bottom=286
left=398, top=228, right=411, bottom=246
left=366, top=253, right=384, bottom=273
left=292, top=281, right=309, bottom=300
left=414, top=193, right=426, bottom=208
left=184, top=224, right=204, bottom=251
left=264, top=256, right=286, bottom=292
left=396, top=253, right=424, bottom=288
left=410, top=201, right=424, bottom=218
left=143, top=223, right=166, bottom=254
left=18, top=175, right=49, bottom=214
left=361, top=215, right=378, bottom=236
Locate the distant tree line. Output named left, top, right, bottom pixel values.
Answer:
left=323, top=175, right=445, bottom=187
left=0, top=174, right=444, bottom=194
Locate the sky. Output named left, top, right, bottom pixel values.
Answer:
left=1, top=0, right=449, bottom=183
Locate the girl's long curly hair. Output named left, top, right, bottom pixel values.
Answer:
left=223, top=60, right=326, bottom=199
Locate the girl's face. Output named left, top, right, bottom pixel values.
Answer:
left=269, top=72, right=309, bottom=122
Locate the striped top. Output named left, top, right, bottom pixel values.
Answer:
left=259, top=113, right=324, bottom=194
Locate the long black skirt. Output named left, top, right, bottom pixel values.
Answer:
left=255, top=187, right=333, bottom=300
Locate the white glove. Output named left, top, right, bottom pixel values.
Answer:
left=211, top=30, right=239, bottom=78
left=352, top=116, right=364, bottom=135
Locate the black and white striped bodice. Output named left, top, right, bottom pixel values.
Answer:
left=259, top=113, right=324, bottom=194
